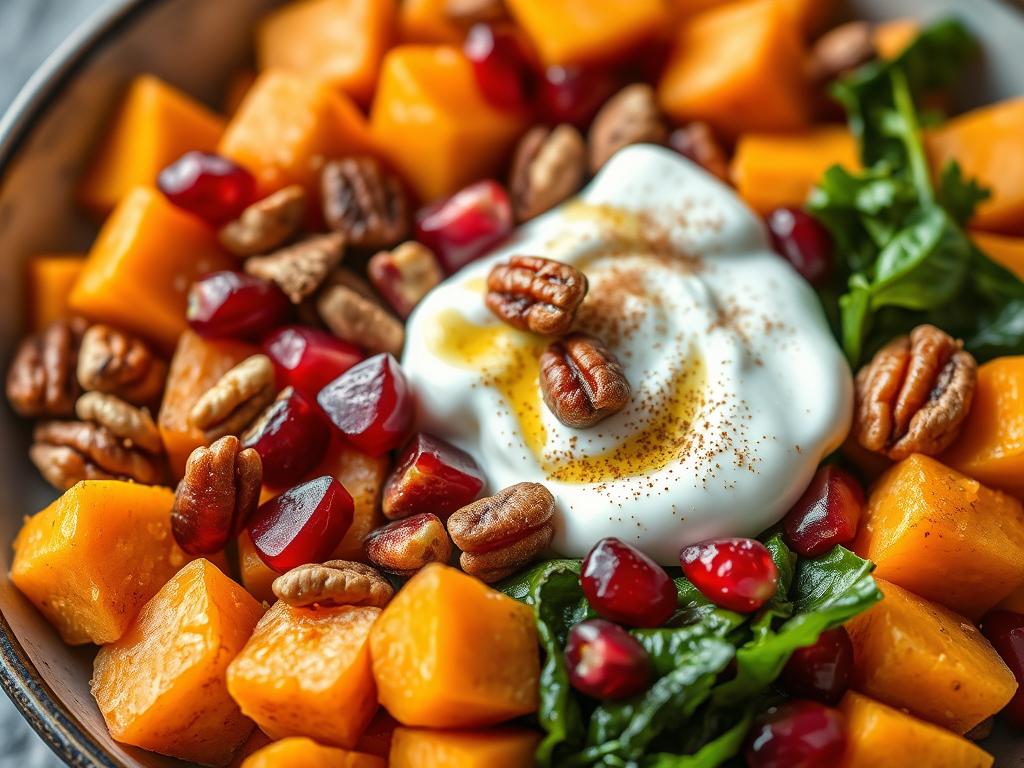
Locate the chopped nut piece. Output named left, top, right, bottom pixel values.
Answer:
left=364, top=514, right=453, bottom=576
left=445, top=0, right=507, bottom=25
left=448, top=482, right=555, bottom=583
left=189, top=354, right=276, bottom=442
left=75, top=392, right=163, bottom=454
left=587, top=84, right=668, bottom=174
left=540, top=332, right=630, bottom=428
left=30, top=420, right=166, bottom=490
left=218, top=185, right=307, bottom=257
left=316, top=282, right=405, bottom=357
left=486, top=255, right=588, bottom=336
left=808, top=21, right=876, bottom=84
left=244, top=233, right=345, bottom=304
left=6, top=317, right=87, bottom=418
left=668, top=122, right=729, bottom=181
left=854, top=324, right=977, bottom=461
left=509, top=124, right=587, bottom=222
left=76, top=324, right=166, bottom=405
left=322, top=156, right=409, bottom=248
left=368, top=241, right=444, bottom=318
left=273, top=560, right=394, bottom=607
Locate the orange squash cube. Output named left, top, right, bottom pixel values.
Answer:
left=853, top=454, right=1024, bottom=619
left=11, top=481, right=189, bottom=645
left=68, top=187, right=233, bottom=351
left=845, top=579, right=1016, bottom=734
left=92, top=559, right=263, bottom=766
left=972, top=232, right=1024, bottom=282
left=874, top=18, right=921, bottom=61
left=370, top=46, right=527, bottom=202
left=238, top=531, right=277, bottom=604
left=658, top=0, right=810, bottom=139
left=25, top=254, right=85, bottom=331
left=242, top=738, right=385, bottom=768
left=390, top=728, right=541, bottom=768
left=398, top=0, right=464, bottom=45
left=219, top=70, right=375, bottom=197
left=370, top=563, right=539, bottom=727
left=78, top=75, right=225, bottom=215
left=669, top=0, right=835, bottom=36
left=227, top=602, right=380, bottom=748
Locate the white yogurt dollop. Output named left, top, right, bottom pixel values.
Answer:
left=402, top=145, right=852, bottom=564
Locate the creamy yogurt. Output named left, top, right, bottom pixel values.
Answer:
left=402, top=145, right=852, bottom=564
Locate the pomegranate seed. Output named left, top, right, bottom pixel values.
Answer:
left=981, top=610, right=1024, bottom=727
left=262, top=325, right=363, bottom=402
left=248, top=475, right=354, bottom=573
left=317, top=353, right=414, bottom=456
left=157, top=151, right=256, bottom=225
left=766, top=208, right=835, bottom=286
left=781, top=628, right=854, bottom=704
left=540, top=65, right=620, bottom=128
left=679, top=538, right=779, bottom=613
left=565, top=619, right=653, bottom=700
left=187, top=271, right=291, bottom=340
left=241, top=387, right=330, bottom=488
left=464, top=23, right=537, bottom=112
left=745, top=700, right=846, bottom=768
left=383, top=433, right=485, bottom=521
left=783, top=466, right=864, bottom=558
left=581, top=537, right=677, bottom=628
left=414, top=180, right=513, bottom=274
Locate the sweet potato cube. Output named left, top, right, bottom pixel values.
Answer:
left=390, top=728, right=541, bottom=768
left=370, top=46, right=527, bottom=202
left=92, top=559, right=264, bottom=766
left=219, top=70, right=375, bottom=196
left=370, top=563, right=539, bottom=727
left=398, top=0, right=463, bottom=45
left=238, top=531, right=277, bottom=604
left=227, top=602, right=380, bottom=747
left=11, top=480, right=189, bottom=645
left=506, top=0, right=668, bottom=66
left=657, top=0, right=810, bottom=138
left=68, top=187, right=233, bottom=350
left=25, top=254, right=85, bottom=330
left=78, top=75, right=224, bottom=215
left=874, top=18, right=921, bottom=60
left=845, top=579, right=1016, bottom=734
left=972, top=232, right=1024, bottom=282
left=838, top=692, right=994, bottom=768
left=669, top=0, right=835, bottom=35
left=242, top=738, right=385, bottom=768
left=257, top=0, right=396, bottom=105
left=853, top=454, right=1024, bottom=619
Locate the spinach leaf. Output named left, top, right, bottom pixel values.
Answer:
left=642, top=710, right=755, bottom=768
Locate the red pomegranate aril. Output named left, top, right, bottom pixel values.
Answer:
left=540, top=65, right=620, bottom=128
left=565, top=619, right=653, bottom=700
left=187, top=271, right=291, bottom=340
left=782, top=628, right=854, bottom=704
left=981, top=610, right=1024, bottom=727
left=248, top=475, right=354, bottom=573
left=317, top=353, right=414, bottom=457
left=582, top=537, right=677, bottom=628
left=241, top=387, right=330, bottom=488
left=766, top=208, right=835, bottom=286
left=414, top=180, right=513, bottom=274
left=746, top=700, right=846, bottom=768
left=383, top=433, right=485, bottom=521
left=157, top=151, right=256, bottom=225
left=464, top=23, right=537, bottom=112
left=783, top=466, right=864, bottom=558
left=680, top=538, right=778, bottom=613
left=262, top=325, right=363, bottom=402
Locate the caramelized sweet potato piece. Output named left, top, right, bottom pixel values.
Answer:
left=25, top=254, right=85, bottom=331
left=242, top=738, right=385, bottom=768
left=390, top=728, right=541, bottom=768
left=669, top=0, right=835, bottom=35
left=239, top=530, right=278, bottom=604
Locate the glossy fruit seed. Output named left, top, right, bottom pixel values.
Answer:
left=582, top=537, right=677, bottom=628
left=187, top=271, right=290, bottom=340
left=540, top=65, right=620, bottom=128
left=745, top=700, right=847, bottom=768
left=382, top=433, right=486, bottom=520
left=157, top=150, right=256, bottom=225
left=680, top=538, right=778, bottom=613
left=317, top=353, right=414, bottom=457
left=766, top=208, right=835, bottom=286
left=781, top=628, right=854, bottom=704
left=783, top=466, right=864, bottom=558
left=565, top=619, right=653, bottom=700
left=464, top=23, right=537, bottom=112
left=241, top=387, right=330, bottom=488
left=248, top=475, right=354, bottom=573
left=262, top=325, right=363, bottom=402
left=415, top=180, right=513, bottom=274
left=981, top=610, right=1024, bottom=727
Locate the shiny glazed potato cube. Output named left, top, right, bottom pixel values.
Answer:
left=242, top=738, right=386, bottom=768
left=25, top=254, right=85, bottom=331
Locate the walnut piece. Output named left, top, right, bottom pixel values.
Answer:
left=540, top=332, right=630, bottom=428
left=668, top=122, right=729, bottom=181
left=244, top=233, right=345, bottom=304
left=273, top=560, right=395, bottom=607
left=189, top=354, right=276, bottom=442
left=510, top=124, right=587, bottom=222
left=322, top=156, right=409, bottom=248
left=854, top=324, right=977, bottom=461
left=368, top=241, right=443, bottom=318
left=76, top=324, right=166, bottom=405
left=6, top=317, right=87, bottom=418
left=447, top=482, right=555, bottom=583
left=75, top=391, right=163, bottom=454
left=31, top=420, right=166, bottom=490
left=316, top=282, right=405, bottom=357
left=218, top=185, right=307, bottom=257
left=587, top=84, right=667, bottom=174
left=808, top=21, right=876, bottom=84
left=364, top=513, right=453, bottom=576
left=486, top=255, right=588, bottom=336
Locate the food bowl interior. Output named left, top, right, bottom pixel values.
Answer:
left=0, top=0, right=1021, bottom=764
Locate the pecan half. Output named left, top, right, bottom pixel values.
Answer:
left=509, top=124, right=587, bottom=222
left=172, top=435, right=262, bottom=555
left=218, top=185, right=307, bottom=257
left=365, top=513, right=453, bottom=576
left=31, top=420, right=166, bottom=490
left=368, top=242, right=443, bottom=318
left=6, top=317, right=87, bottom=418
left=244, top=233, right=345, bottom=304
left=540, top=333, right=630, bottom=428
left=448, top=482, right=555, bottom=583
left=854, top=324, right=977, bottom=461
left=445, top=0, right=507, bottom=25
left=587, top=84, right=668, bottom=174
left=668, top=122, right=729, bottom=182
left=322, top=156, right=409, bottom=248
left=808, top=21, right=876, bottom=84
left=76, top=324, right=166, bottom=405
left=189, top=354, right=276, bottom=442
left=486, top=255, right=588, bottom=336
left=274, top=560, right=394, bottom=607
left=316, top=282, right=405, bottom=357
left=76, top=391, right=163, bottom=454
